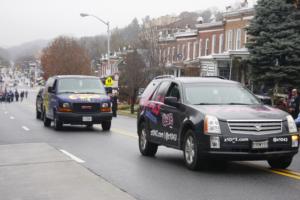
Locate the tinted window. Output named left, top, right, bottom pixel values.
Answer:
left=184, top=83, right=260, bottom=105
left=152, top=81, right=170, bottom=102
left=57, top=78, right=106, bottom=94
left=141, top=80, right=160, bottom=100
left=166, top=83, right=181, bottom=101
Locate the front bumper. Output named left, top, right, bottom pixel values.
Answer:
left=199, top=134, right=299, bottom=161
left=56, top=112, right=112, bottom=125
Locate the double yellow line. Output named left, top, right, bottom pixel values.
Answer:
left=111, top=128, right=300, bottom=180
left=270, top=169, right=300, bottom=180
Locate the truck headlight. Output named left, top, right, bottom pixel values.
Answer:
left=101, top=102, right=109, bottom=108
left=204, top=115, right=221, bottom=134
left=62, top=102, right=71, bottom=108
left=100, top=102, right=111, bottom=112
left=58, top=102, right=72, bottom=112
left=287, top=115, right=298, bottom=133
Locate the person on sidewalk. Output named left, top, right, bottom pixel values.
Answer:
left=111, top=91, right=118, bottom=117
left=288, top=88, right=300, bottom=119
left=14, top=90, right=19, bottom=102
left=20, top=91, right=24, bottom=102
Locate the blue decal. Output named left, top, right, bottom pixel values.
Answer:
left=145, top=110, right=158, bottom=124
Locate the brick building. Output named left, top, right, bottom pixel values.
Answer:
left=158, top=28, right=198, bottom=77
left=158, top=0, right=255, bottom=84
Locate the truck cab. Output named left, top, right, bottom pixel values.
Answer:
left=42, top=75, right=112, bottom=131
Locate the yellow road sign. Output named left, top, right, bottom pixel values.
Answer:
left=105, top=77, right=114, bottom=87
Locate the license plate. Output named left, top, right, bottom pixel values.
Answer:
left=82, top=116, right=92, bottom=122
left=252, top=140, right=268, bottom=149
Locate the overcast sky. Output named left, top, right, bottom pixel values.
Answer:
left=0, top=0, right=256, bottom=47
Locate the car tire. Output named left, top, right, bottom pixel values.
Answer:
left=183, top=130, right=204, bottom=170
left=43, top=110, right=51, bottom=127
left=36, top=109, right=41, bottom=119
left=267, top=156, right=293, bottom=169
left=53, top=113, right=63, bottom=130
left=138, top=122, right=158, bottom=156
left=102, top=121, right=111, bottom=131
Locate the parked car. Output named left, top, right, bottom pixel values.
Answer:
left=42, top=75, right=113, bottom=130
left=36, top=87, right=44, bottom=119
left=137, top=76, right=299, bottom=170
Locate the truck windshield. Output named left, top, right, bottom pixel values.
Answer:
left=184, top=83, right=260, bottom=105
left=57, top=78, right=106, bottom=94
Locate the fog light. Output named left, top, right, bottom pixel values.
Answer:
left=292, top=135, right=299, bottom=147
left=210, top=136, right=220, bottom=149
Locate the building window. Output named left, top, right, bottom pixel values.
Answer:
left=198, top=39, right=202, bottom=57
left=236, top=29, right=241, bottom=50
left=219, top=34, right=223, bottom=53
left=244, top=30, right=248, bottom=46
left=167, top=47, right=170, bottom=62
left=205, top=38, right=209, bottom=56
left=182, top=45, right=185, bottom=60
left=159, top=49, right=162, bottom=64
left=212, top=34, right=216, bottom=54
left=219, top=67, right=230, bottom=79
left=193, top=42, right=197, bottom=60
left=227, top=30, right=233, bottom=50
left=187, top=42, right=191, bottom=60
left=177, top=45, right=180, bottom=61
left=172, top=47, right=175, bottom=62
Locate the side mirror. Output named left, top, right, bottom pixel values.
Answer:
left=48, top=87, right=55, bottom=93
left=164, top=96, right=180, bottom=108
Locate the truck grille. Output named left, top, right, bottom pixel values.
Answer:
left=227, top=120, right=282, bottom=135
left=73, top=103, right=100, bottom=113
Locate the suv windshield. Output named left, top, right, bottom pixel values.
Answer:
left=184, top=83, right=260, bottom=105
left=57, top=78, right=106, bottom=94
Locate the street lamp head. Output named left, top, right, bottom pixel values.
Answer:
left=80, top=13, right=89, bottom=17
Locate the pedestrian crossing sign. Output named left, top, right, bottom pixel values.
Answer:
left=105, top=77, right=114, bottom=87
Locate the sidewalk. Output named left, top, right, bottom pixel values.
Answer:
left=0, top=143, right=136, bottom=200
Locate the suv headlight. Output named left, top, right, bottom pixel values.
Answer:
left=204, top=115, right=221, bottom=134
left=287, top=115, right=298, bottom=133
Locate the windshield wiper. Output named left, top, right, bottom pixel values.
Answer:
left=81, top=92, right=106, bottom=95
left=58, top=91, right=77, bottom=94
left=226, top=103, right=252, bottom=105
left=194, top=103, right=218, bottom=105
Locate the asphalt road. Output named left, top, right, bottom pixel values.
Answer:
left=0, top=89, right=299, bottom=200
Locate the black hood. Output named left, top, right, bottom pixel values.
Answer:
left=191, top=104, right=289, bottom=121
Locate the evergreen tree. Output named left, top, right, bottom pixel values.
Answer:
left=247, top=0, right=300, bottom=89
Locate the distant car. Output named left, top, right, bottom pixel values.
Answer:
left=137, top=76, right=299, bottom=170
left=42, top=75, right=113, bottom=131
left=36, top=87, right=44, bottom=119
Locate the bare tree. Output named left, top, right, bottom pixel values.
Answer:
left=41, top=36, right=91, bottom=79
left=139, top=16, right=160, bottom=69
left=119, top=50, right=146, bottom=114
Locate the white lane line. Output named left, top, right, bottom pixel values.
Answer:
left=22, top=126, right=30, bottom=131
left=10, top=116, right=15, bottom=120
left=59, top=149, right=85, bottom=163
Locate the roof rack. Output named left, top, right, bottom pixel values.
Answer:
left=154, top=75, right=175, bottom=80
left=201, top=76, right=226, bottom=79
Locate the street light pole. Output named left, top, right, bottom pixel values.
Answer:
left=80, top=13, right=111, bottom=76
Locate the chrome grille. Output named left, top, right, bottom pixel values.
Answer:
left=227, top=120, right=282, bottom=135
left=73, top=103, right=100, bottom=113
